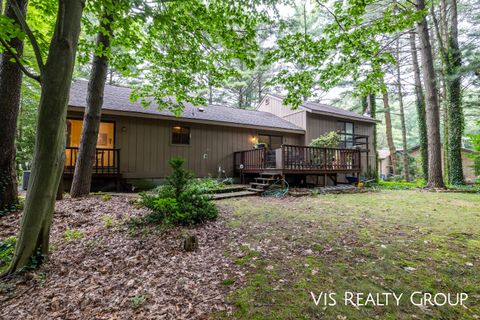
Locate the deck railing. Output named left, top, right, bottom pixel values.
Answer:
left=64, top=147, right=120, bottom=175
left=234, top=145, right=361, bottom=173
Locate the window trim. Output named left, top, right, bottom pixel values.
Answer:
left=171, top=125, right=191, bottom=145
left=337, top=121, right=355, bottom=149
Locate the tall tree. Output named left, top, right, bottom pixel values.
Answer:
left=5, top=0, right=84, bottom=274
left=70, top=1, right=115, bottom=197
left=445, top=0, right=464, bottom=184
left=395, top=38, right=410, bottom=181
left=415, top=0, right=445, bottom=188
left=0, top=0, right=28, bottom=212
left=382, top=90, right=397, bottom=176
left=409, top=31, right=428, bottom=180
left=431, top=0, right=465, bottom=184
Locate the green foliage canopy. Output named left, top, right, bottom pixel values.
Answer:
left=266, top=0, right=424, bottom=108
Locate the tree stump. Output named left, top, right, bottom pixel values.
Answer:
left=183, top=234, right=198, bottom=252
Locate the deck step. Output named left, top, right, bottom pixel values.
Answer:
left=211, top=190, right=258, bottom=200
left=245, top=188, right=263, bottom=193
left=250, top=182, right=269, bottom=188
left=209, top=185, right=248, bottom=194
left=260, top=172, right=282, bottom=177
left=254, top=177, right=275, bottom=182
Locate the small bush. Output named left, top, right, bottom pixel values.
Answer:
left=130, top=294, right=147, bottom=309
left=0, top=236, right=16, bottom=271
left=373, top=180, right=426, bottom=190
left=190, top=177, right=224, bottom=194
left=138, top=158, right=218, bottom=225
left=102, top=215, right=114, bottom=228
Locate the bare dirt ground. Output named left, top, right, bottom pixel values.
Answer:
left=0, top=196, right=245, bottom=320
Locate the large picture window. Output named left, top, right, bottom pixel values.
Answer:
left=337, top=121, right=354, bottom=148
left=171, top=126, right=190, bottom=145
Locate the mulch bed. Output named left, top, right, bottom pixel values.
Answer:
left=0, top=196, right=245, bottom=319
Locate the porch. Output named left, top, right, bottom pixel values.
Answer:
left=63, top=147, right=122, bottom=192
left=64, top=147, right=121, bottom=176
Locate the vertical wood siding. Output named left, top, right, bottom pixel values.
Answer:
left=110, top=114, right=303, bottom=179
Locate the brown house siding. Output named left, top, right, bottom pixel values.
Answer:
left=257, top=95, right=301, bottom=118
left=68, top=111, right=303, bottom=180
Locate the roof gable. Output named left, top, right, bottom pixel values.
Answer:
left=264, top=93, right=377, bottom=123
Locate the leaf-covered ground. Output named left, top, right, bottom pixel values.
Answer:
left=0, top=196, right=244, bottom=319
left=215, top=190, right=480, bottom=319
left=1, top=190, right=479, bottom=319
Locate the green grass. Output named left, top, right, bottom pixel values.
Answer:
left=216, top=190, right=480, bottom=320
left=63, top=228, right=84, bottom=241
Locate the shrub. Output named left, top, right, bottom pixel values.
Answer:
left=309, top=131, right=341, bottom=148
left=0, top=236, right=16, bottom=271
left=139, top=157, right=218, bottom=225
left=190, top=177, right=224, bottom=194
left=373, top=180, right=426, bottom=190
left=167, top=157, right=193, bottom=199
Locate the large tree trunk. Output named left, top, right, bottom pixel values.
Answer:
left=70, top=9, right=113, bottom=198
left=409, top=31, right=429, bottom=181
left=366, top=94, right=378, bottom=180
left=395, top=39, right=410, bottom=182
left=445, top=0, right=464, bottom=185
left=382, top=91, right=397, bottom=176
left=0, top=0, right=28, bottom=211
left=5, top=0, right=84, bottom=274
left=415, top=0, right=445, bottom=189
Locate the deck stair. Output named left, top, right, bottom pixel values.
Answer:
left=247, top=172, right=283, bottom=193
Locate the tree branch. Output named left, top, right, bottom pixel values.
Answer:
left=11, top=0, right=45, bottom=77
left=0, top=38, right=41, bottom=82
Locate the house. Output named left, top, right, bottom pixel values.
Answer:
left=64, top=80, right=377, bottom=190
left=378, top=146, right=479, bottom=183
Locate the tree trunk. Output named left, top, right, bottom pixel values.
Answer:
left=395, top=39, right=410, bottom=182
left=70, top=9, right=113, bottom=198
left=382, top=91, right=397, bottom=176
left=445, top=0, right=464, bottom=185
left=367, top=94, right=378, bottom=180
left=258, top=72, right=262, bottom=103
left=409, top=31, right=429, bottom=181
left=6, top=0, right=84, bottom=274
left=208, top=84, right=213, bottom=105
left=238, top=87, right=244, bottom=109
left=415, top=0, right=445, bottom=189
left=0, top=0, right=28, bottom=211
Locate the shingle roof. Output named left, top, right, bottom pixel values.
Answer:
left=266, top=93, right=377, bottom=123
left=68, top=81, right=304, bottom=132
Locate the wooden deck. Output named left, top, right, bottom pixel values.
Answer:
left=234, top=145, right=363, bottom=176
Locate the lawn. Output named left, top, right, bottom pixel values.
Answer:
left=216, top=190, right=480, bottom=320
left=1, top=190, right=479, bottom=319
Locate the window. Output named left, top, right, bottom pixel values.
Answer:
left=171, top=126, right=190, bottom=145
left=65, top=119, right=115, bottom=167
left=337, top=121, right=354, bottom=148
left=258, top=134, right=283, bottom=149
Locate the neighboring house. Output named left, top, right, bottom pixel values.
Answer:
left=378, top=145, right=479, bottom=183
left=64, top=81, right=377, bottom=189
